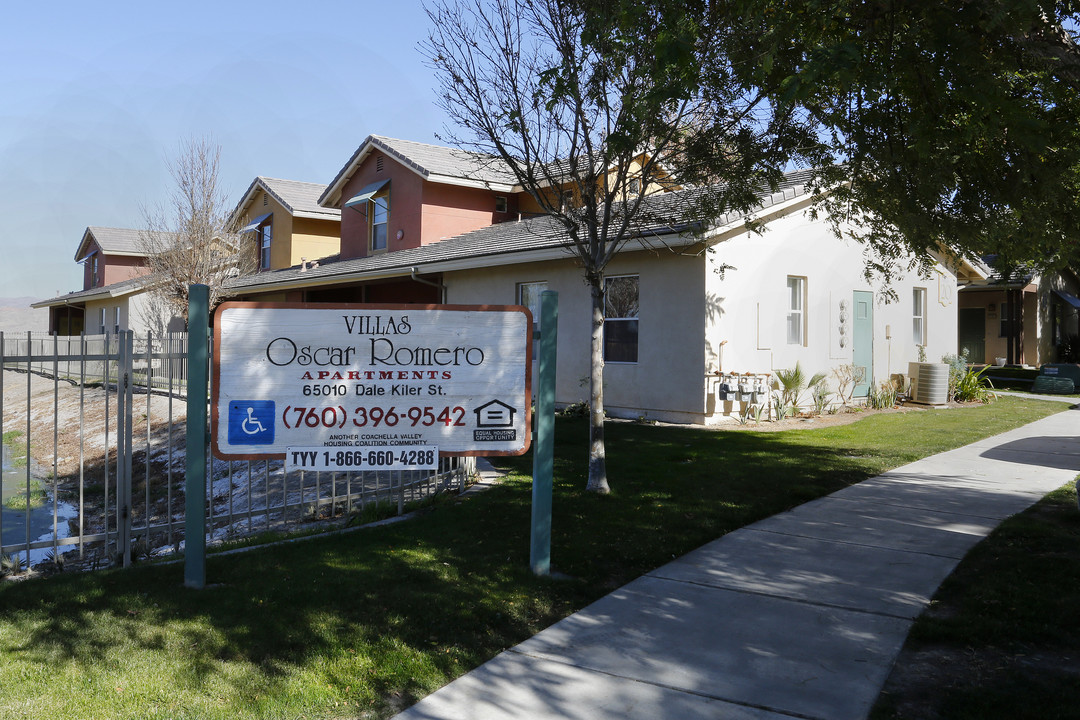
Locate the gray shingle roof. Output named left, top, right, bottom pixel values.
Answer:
left=229, top=178, right=812, bottom=294
left=75, top=227, right=152, bottom=261
left=320, top=135, right=520, bottom=207
left=234, top=177, right=341, bottom=222
left=32, top=275, right=150, bottom=308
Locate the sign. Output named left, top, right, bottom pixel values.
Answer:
left=212, top=303, right=532, bottom=459
left=285, top=445, right=439, bottom=472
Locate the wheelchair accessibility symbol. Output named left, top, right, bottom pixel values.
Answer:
left=228, top=400, right=275, bottom=446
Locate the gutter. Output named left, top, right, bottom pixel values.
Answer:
left=410, top=267, right=447, bottom=303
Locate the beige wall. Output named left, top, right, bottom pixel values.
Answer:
left=445, top=250, right=709, bottom=423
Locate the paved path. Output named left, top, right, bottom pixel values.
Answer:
left=394, top=407, right=1080, bottom=720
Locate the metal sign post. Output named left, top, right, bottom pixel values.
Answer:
left=184, top=284, right=209, bottom=589
left=530, top=291, right=557, bottom=576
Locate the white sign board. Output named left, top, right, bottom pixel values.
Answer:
left=212, top=303, right=532, bottom=460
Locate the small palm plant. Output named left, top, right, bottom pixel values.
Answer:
left=775, top=362, right=827, bottom=412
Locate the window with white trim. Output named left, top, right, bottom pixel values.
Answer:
left=258, top=220, right=273, bottom=270
left=370, top=192, right=389, bottom=252
left=786, top=276, right=806, bottom=345
left=112, top=307, right=121, bottom=335
left=912, top=287, right=927, bottom=346
left=604, top=275, right=639, bottom=362
left=99, top=307, right=107, bottom=335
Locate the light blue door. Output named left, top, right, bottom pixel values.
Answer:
left=853, top=291, right=873, bottom=396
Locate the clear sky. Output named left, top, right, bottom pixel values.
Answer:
left=0, top=1, right=450, bottom=299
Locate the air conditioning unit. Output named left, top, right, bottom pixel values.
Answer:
left=908, top=362, right=949, bottom=405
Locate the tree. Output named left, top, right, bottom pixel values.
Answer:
left=139, top=137, right=253, bottom=323
left=423, top=0, right=824, bottom=492
left=634, top=0, right=1080, bottom=282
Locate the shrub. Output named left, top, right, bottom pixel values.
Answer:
left=941, top=349, right=970, bottom=398
left=955, top=365, right=995, bottom=403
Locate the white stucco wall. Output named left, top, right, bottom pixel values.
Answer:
left=442, top=200, right=959, bottom=425
left=704, top=201, right=959, bottom=413
left=445, top=250, right=709, bottom=423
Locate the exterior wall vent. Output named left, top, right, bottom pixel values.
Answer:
left=376, top=155, right=384, bottom=173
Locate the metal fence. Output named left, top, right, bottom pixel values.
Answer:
left=0, top=331, right=473, bottom=571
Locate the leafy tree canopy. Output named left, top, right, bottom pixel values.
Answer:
left=577, top=0, right=1080, bottom=280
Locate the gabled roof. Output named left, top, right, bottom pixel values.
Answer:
left=32, top=275, right=150, bottom=309
left=229, top=178, right=814, bottom=295
left=74, top=227, right=152, bottom=262
left=319, top=135, right=521, bottom=208
left=232, top=177, right=342, bottom=225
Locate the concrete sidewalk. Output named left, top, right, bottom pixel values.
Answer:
left=394, top=407, right=1080, bottom=720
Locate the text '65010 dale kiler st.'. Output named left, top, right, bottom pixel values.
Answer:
left=211, top=302, right=533, bottom=471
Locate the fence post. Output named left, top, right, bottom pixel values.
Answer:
left=185, top=285, right=210, bottom=589
left=530, top=291, right=558, bottom=576
left=116, top=330, right=133, bottom=569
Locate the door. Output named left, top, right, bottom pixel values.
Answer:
left=852, top=291, right=874, bottom=396
left=958, top=308, right=986, bottom=363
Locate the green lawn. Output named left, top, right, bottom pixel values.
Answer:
left=0, top=396, right=1066, bottom=720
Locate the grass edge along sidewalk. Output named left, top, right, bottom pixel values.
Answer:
left=871, top=477, right=1080, bottom=720
left=0, top=396, right=1067, bottom=720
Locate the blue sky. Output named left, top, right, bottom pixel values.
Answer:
left=0, top=1, right=449, bottom=299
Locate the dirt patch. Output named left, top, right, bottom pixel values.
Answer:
left=1, top=369, right=186, bottom=480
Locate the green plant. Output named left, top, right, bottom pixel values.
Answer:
left=812, top=385, right=832, bottom=416
left=43, top=549, right=65, bottom=572
left=1, top=553, right=24, bottom=576
left=3, top=480, right=48, bottom=511
left=954, top=365, right=995, bottom=403
left=774, top=362, right=827, bottom=409
left=917, top=344, right=927, bottom=362
left=559, top=401, right=590, bottom=418
left=750, top=404, right=766, bottom=423
left=868, top=381, right=898, bottom=409
left=941, top=349, right=970, bottom=398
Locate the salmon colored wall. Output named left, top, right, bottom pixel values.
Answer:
left=339, top=156, right=425, bottom=259
left=102, top=255, right=149, bottom=287
left=419, top=183, right=515, bottom=242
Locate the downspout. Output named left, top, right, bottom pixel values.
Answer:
left=411, top=267, right=446, bottom=304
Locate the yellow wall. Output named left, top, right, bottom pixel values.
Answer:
left=240, top=190, right=340, bottom=270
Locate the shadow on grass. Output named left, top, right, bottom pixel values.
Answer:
left=0, top=399, right=1067, bottom=717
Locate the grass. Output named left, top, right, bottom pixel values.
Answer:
left=872, top=479, right=1080, bottom=719
left=2, top=429, right=28, bottom=469
left=0, top=396, right=1066, bottom=720
left=3, top=478, right=48, bottom=511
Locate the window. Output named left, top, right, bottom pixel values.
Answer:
left=628, top=178, right=641, bottom=196
left=495, top=196, right=508, bottom=213
left=999, top=300, right=1012, bottom=338
left=98, top=308, right=107, bottom=335
left=90, top=255, right=99, bottom=288
left=912, top=287, right=927, bottom=346
left=112, top=307, right=120, bottom=335
left=258, top=221, right=273, bottom=270
left=786, top=276, right=806, bottom=345
left=370, top=192, right=389, bottom=252
left=518, top=282, right=547, bottom=357
left=604, top=275, right=639, bottom=362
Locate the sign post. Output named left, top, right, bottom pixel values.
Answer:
left=184, top=284, right=209, bottom=590
left=530, top=291, right=557, bottom=576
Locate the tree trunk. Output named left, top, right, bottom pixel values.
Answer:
left=586, top=278, right=610, bottom=493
